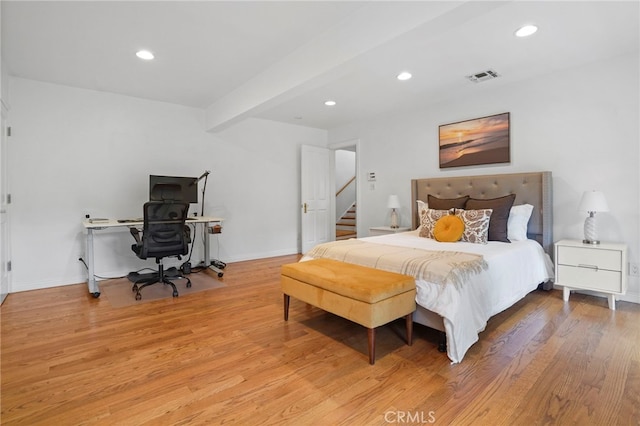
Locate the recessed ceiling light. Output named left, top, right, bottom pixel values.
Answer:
left=397, top=72, right=412, bottom=81
left=515, top=25, right=538, bottom=37
left=324, top=100, right=336, bottom=106
left=136, top=50, right=155, bottom=60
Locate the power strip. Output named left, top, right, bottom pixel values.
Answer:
left=211, top=260, right=226, bottom=269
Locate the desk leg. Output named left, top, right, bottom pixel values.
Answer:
left=203, top=222, right=210, bottom=267
left=86, top=229, right=100, bottom=297
left=204, top=221, right=224, bottom=277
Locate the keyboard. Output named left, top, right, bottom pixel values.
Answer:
left=117, top=217, right=197, bottom=223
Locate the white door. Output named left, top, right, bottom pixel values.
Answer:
left=0, top=102, right=9, bottom=304
left=300, top=145, right=333, bottom=254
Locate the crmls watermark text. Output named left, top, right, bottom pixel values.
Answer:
left=384, top=410, right=436, bottom=424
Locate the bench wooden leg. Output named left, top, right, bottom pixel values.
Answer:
left=367, top=328, right=375, bottom=365
left=406, top=313, right=413, bottom=346
left=283, top=294, right=290, bottom=321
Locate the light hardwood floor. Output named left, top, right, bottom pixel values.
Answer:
left=2, top=254, right=639, bottom=425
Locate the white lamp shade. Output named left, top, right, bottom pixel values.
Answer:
left=578, top=191, right=609, bottom=213
left=387, top=195, right=401, bottom=209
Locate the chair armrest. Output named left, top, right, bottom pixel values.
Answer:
left=129, top=227, right=141, bottom=244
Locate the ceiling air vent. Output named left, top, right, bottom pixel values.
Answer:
left=466, top=69, right=500, bottom=83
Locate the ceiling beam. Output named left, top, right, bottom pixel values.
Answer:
left=204, top=2, right=470, bottom=132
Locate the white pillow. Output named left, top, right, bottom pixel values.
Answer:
left=416, top=200, right=428, bottom=226
left=507, top=204, right=534, bottom=241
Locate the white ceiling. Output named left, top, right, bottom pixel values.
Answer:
left=2, top=1, right=638, bottom=131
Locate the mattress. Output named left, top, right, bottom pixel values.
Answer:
left=304, top=230, right=554, bottom=363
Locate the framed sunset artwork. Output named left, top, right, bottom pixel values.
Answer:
left=438, top=112, right=510, bottom=168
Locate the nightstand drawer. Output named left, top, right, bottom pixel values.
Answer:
left=556, top=265, right=623, bottom=293
left=557, top=246, right=622, bottom=271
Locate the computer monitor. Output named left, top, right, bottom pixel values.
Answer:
left=149, top=175, right=198, bottom=203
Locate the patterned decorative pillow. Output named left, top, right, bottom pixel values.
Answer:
left=455, top=209, right=493, bottom=244
left=418, top=208, right=451, bottom=238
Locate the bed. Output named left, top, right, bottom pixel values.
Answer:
left=302, top=171, right=555, bottom=363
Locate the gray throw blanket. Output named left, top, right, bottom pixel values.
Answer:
left=306, top=239, right=487, bottom=289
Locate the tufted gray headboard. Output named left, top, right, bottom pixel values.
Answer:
left=411, top=171, right=553, bottom=257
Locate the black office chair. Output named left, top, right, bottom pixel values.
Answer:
left=129, top=201, right=192, bottom=300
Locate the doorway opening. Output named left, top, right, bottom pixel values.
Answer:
left=331, top=140, right=359, bottom=241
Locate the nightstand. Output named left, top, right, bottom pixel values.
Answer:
left=369, top=226, right=411, bottom=236
left=554, top=239, right=628, bottom=310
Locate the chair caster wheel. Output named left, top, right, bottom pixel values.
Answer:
left=186, top=281, right=192, bottom=288
left=135, top=293, right=142, bottom=301
left=173, top=291, right=179, bottom=297
left=218, top=272, right=224, bottom=278
left=132, top=285, right=138, bottom=292
left=92, top=292, right=101, bottom=298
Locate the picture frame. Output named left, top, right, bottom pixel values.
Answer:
left=438, top=112, right=510, bottom=168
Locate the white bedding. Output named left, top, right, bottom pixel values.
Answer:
left=304, top=230, right=554, bottom=363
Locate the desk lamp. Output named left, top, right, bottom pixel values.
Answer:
left=578, top=190, right=609, bottom=245
left=387, top=195, right=401, bottom=228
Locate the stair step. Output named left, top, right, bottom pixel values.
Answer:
left=336, top=230, right=357, bottom=240
left=337, top=201, right=356, bottom=240
left=337, top=221, right=356, bottom=227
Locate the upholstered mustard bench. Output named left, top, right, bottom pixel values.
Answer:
left=281, top=258, right=416, bottom=364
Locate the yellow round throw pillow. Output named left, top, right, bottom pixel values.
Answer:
left=433, top=215, right=465, bottom=242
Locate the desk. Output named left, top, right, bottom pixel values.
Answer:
left=82, top=216, right=223, bottom=297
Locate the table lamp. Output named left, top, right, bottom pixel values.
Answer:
left=387, top=195, right=401, bottom=228
left=578, top=190, right=609, bottom=244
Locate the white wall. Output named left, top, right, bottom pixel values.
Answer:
left=7, top=78, right=326, bottom=291
left=329, top=52, right=640, bottom=303
left=335, top=149, right=355, bottom=191
left=213, top=118, right=327, bottom=261
left=0, top=2, right=5, bottom=103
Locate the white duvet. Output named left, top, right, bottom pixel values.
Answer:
left=304, top=230, right=554, bottom=363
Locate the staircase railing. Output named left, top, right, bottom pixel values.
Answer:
left=336, top=176, right=355, bottom=197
